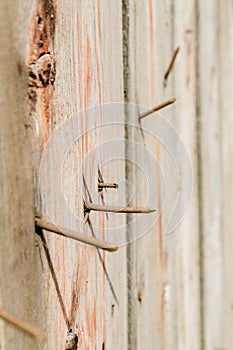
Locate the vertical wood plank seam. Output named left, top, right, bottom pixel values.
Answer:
left=171, top=4, right=177, bottom=349
left=195, top=1, right=205, bottom=349
left=122, top=1, right=137, bottom=349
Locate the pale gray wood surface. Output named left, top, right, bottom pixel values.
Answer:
left=198, top=1, right=233, bottom=349
left=0, top=1, right=232, bottom=349
left=124, top=1, right=201, bottom=349
left=0, top=1, right=45, bottom=350
left=34, top=1, right=127, bottom=349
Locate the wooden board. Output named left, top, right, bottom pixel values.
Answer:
left=0, top=1, right=232, bottom=349
left=124, top=1, right=201, bottom=349
left=198, top=1, right=233, bottom=349
left=30, top=1, right=127, bottom=349
left=0, top=1, right=45, bottom=349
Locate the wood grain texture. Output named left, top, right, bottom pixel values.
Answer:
left=1, top=1, right=232, bottom=349
left=172, top=1, right=201, bottom=349
left=197, top=1, right=233, bottom=349
left=124, top=0, right=201, bottom=349
left=33, top=1, right=127, bottom=349
left=0, top=1, right=45, bottom=349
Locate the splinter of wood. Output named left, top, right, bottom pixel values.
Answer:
left=139, top=98, right=176, bottom=120
left=98, top=182, right=119, bottom=190
left=0, top=306, right=45, bottom=341
left=35, top=218, right=118, bottom=252
left=164, top=46, right=180, bottom=82
left=84, top=202, right=155, bottom=214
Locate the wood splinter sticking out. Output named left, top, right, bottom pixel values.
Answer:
left=66, top=329, right=78, bottom=350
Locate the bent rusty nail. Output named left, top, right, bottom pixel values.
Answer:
left=84, top=202, right=155, bottom=214
left=139, top=98, right=176, bottom=120
left=0, top=306, right=45, bottom=341
left=35, top=218, right=118, bottom=252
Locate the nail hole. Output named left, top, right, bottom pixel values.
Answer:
left=37, top=17, right=43, bottom=27
left=29, top=71, right=37, bottom=80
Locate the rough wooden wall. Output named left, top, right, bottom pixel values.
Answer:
left=31, top=1, right=127, bottom=349
left=0, top=1, right=232, bottom=350
left=198, top=1, right=233, bottom=349
left=123, top=1, right=200, bottom=349
left=0, top=1, right=45, bottom=350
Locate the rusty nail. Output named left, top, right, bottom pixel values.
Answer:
left=139, top=98, right=176, bottom=120
left=0, top=306, right=45, bottom=341
left=164, top=46, right=180, bottom=82
left=98, top=182, right=119, bottom=191
left=84, top=201, right=155, bottom=214
left=138, top=291, right=143, bottom=302
left=35, top=217, right=118, bottom=252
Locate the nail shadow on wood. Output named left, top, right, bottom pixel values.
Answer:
left=87, top=217, right=119, bottom=305
left=82, top=175, right=92, bottom=203
left=98, top=168, right=109, bottom=219
left=138, top=118, right=147, bottom=148
left=68, top=264, right=81, bottom=331
left=82, top=175, right=92, bottom=223
left=83, top=170, right=109, bottom=219
left=36, top=226, right=70, bottom=329
left=83, top=173, right=118, bottom=302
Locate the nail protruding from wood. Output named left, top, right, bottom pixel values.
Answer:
left=98, top=182, right=119, bottom=191
left=84, top=202, right=155, bottom=214
left=0, top=306, right=45, bottom=341
left=164, top=46, right=180, bottom=83
left=138, top=291, right=143, bottom=303
left=139, top=98, right=176, bottom=120
left=35, top=217, right=118, bottom=252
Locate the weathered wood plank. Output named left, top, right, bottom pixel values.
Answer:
left=198, top=1, right=233, bottom=349
left=1, top=1, right=232, bottom=349
left=0, top=1, right=45, bottom=350
left=34, top=1, right=127, bottom=349
left=124, top=0, right=201, bottom=349
left=172, top=1, right=201, bottom=349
